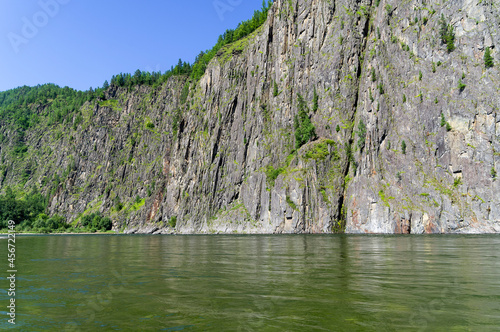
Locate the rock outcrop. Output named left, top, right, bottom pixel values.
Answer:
left=1, top=0, right=499, bottom=234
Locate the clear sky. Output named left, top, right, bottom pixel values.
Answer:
left=0, top=0, right=266, bottom=92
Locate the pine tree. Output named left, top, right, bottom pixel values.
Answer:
left=133, top=69, right=142, bottom=85
left=485, top=47, right=494, bottom=68
left=357, top=120, right=367, bottom=149
left=116, top=74, right=125, bottom=87
left=446, top=25, right=455, bottom=52
left=458, top=79, right=466, bottom=92
left=439, top=15, right=448, bottom=43
left=312, top=88, right=319, bottom=112
left=439, top=14, right=455, bottom=52
left=294, top=94, right=316, bottom=149
left=273, top=81, right=279, bottom=97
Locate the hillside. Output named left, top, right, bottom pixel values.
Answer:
left=1, top=0, right=499, bottom=234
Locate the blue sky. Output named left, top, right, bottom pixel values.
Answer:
left=0, top=0, right=266, bottom=92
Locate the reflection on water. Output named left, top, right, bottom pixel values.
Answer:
left=1, top=235, right=499, bottom=331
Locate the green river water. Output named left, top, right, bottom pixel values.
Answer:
left=1, top=234, right=499, bottom=331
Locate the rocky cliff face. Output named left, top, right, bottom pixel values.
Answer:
left=346, top=0, right=500, bottom=234
left=1, top=0, right=499, bottom=234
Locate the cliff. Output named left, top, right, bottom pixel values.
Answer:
left=1, top=0, right=499, bottom=234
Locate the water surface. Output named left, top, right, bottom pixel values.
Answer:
left=1, top=234, right=499, bottom=331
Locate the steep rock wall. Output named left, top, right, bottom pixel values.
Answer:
left=1, top=0, right=499, bottom=234
left=346, top=0, right=500, bottom=233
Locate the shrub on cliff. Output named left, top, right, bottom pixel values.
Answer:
left=169, top=216, right=177, bottom=228
left=458, top=79, right=466, bottom=92
left=265, top=165, right=285, bottom=186
left=439, top=15, right=455, bottom=52
left=273, top=81, right=279, bottom=97
left=357, top=120, right=367, bottom=150
left=312, top=88, right=319, bottom=112
left=485, top=47, right=494, bottom=68
left=294, top=94, right=316, bottom=149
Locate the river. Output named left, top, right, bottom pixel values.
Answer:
left=1, top=234, right=499, bottom=331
